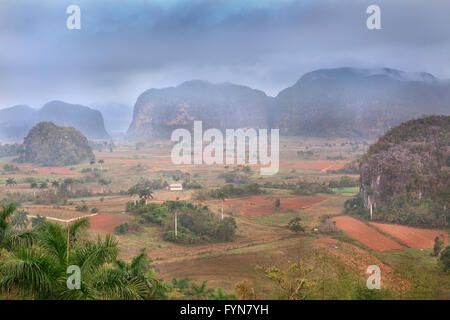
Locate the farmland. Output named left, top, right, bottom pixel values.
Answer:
left=0, top=136, right=448, bottom=299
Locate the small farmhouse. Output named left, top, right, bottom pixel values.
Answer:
left=167, top=183, right=183, bottom=191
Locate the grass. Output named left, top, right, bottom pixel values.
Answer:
left=331, top=187, right=359, bottom=194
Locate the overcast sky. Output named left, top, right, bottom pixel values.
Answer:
left=0, top=0, right=449, bottom=108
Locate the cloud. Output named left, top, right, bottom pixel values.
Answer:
left=0, top=0, right=449, bottom=107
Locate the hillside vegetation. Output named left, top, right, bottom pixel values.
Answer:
left=17, top=122, right=94, bottom=166
left=358, top=115, right=449, bottom=228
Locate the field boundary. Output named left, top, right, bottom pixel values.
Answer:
left=26, top=213, right=98, bottom=223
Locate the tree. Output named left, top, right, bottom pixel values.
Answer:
left=288, top=217, right=305, bottom=232
left=234, top=280, right=256, bottom=300
left=274, top=198, right=281, bottom=209
left=138, top=188, right=154, bottom=205
left=439, top=246, right=450, bottom=272
left=0, top=203, right=34, bottom=250
left=31, top=214, right=47, bottom=227
left=39, top=182, right=48, bottom=189
left=215, top=190, right=227, bottom=220
left=63, top=178, right=75, bottom=192
left=0, top=219, right=151, bottom=299
left=98, top=159, right=104, bottom=170
left=432, top=236, right=444, bottom=257
left=12, top=210, right=29, bottom=230
left=98, top=178, right=110, bottom=194
left=51, top=180, right=60, bottom=188
left=127, top=185, right=139, bottom=205
left=5, top=178, right=16, bottom=188
left=114, top=253, right=168, bottom=299
left=258, top=259, right=314, bottom=300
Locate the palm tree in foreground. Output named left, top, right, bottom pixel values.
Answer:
left=0, top=203, right=34, bottom=250
left=0, top=217, right=153, bottom=299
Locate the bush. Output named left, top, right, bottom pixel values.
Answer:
left=288, top=217, right=305, bottom=232
left=183, top=181, right=203, bottom=190
left=344, top=196, right=370, bottom=219
left=318, top=219, right=339, bottom=234
left=75, top=204, right=89, bottom=212
left=114, top=223, right=130, bottom=235
left=131, top=200, right=237, bottom=243
left=329, top=176, right=358, bottom=188
left=439, top=246, right=450, bottom=272
left=274, top=198, right=281, bottom=208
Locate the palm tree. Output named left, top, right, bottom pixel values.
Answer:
left=127, top=185, right=139, bottom=205
left=39, top=182, right=48, bottom=189
left=0, top=203, right=34, bottom=250
left=98, top=159, right=104, bottom=171
left=138, top=188, right=154, bottom=205
left=31, top=214, right=46, bottom=227
left=89, top=158, right=96, bottom=166
left=5, top=178, right=16, bottom=188
left=63, top=178, right=75, bottom=192
left=98, top=178, right=110, bottom=194
left=215, top=190, right=227, bottom=220
left=51, top=180, right=60, bottom=188
left=11, top=210, right=29, bottom=230
left=115, top=253, right=168, bottom=299
left=0, top=219, right=149, bottom=299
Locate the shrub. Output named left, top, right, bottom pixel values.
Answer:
left=274, top=198, right=281, bottom=208
left=114, top=223, right=130, bottom=235
left=288, top=217, right=305, bottom=232
left=318, top=219, right=339, bottom=234
left=439, top=246, right=450, bottom=272
left=75, top=204, right=89, bottom=212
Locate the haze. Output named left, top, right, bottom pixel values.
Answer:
left=0, top=0, right=449, bottom=108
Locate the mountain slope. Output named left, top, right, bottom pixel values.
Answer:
left=0, top=105, right=38, bottom=141
left=0, top=101, right=110, bottom=141
left=38, top=101, right=110, bottom=140
left=17, top=121, right=94, bottom=166
left=126, top=67, right=450, bottom=141
left=359, top=115, right=449, bottom=228
left=127, top=80, right=274, bottom=140
left=275, top=67, right=450, bottom=138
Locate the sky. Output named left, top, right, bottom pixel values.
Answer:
left=0, top=0, right=449, bottom=108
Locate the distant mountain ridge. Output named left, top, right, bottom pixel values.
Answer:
left=275, top=67, right=450, bottom=137
left=127, top=67, right=450, bottom=140
left=127, top=80, right=274, bottom=140
left=0, top=101, right=110, bottom=142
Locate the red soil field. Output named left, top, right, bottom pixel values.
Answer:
left=88, top=214, right=132, bottom=233
left=17, top=165, right=73, bottom=175
left=220, top=195, right=325, bottom=217
left=101, top=156, right=142, bottom=164
left=370, top=222, right=449, bottom=248
left=331, top=216, right=404, bottom=251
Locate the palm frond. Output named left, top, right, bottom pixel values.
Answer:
left=0, top=246, right=60, bottom=298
